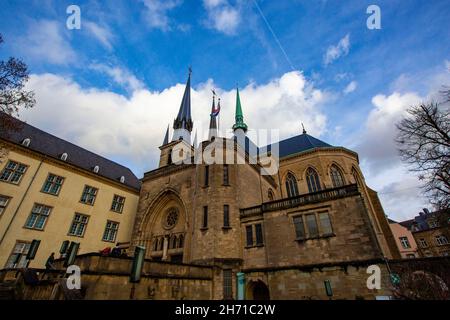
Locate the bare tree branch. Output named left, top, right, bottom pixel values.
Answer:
left=396, top=100, right=450, bottom=210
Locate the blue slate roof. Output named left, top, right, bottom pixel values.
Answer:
left=262, top=133, right=332, bottom=158
left=0, top=113, right=140, bottom=191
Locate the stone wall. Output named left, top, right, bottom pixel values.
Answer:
left=0, top=254, right=213, bottom=300
left=242, top=193, right=383, bottom=269
left=2, top=255, right=449, bottom=300
left=244, top=260, right=393, bottom=300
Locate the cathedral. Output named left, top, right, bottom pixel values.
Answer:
left=129, top=71, right=400, bottom=299
left=1, top=71, right=447, bottom=300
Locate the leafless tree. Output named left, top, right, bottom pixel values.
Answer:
left=396, top=98, right=450, bottom=210
left=0, top=33, right=35, bottom=161
left=392, top=270, right=449, bottom=300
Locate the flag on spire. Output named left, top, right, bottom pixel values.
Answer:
left=208, top=92, right=218, bottom=139
left=211, top=98, right=221, bottom=117
left=210, top=89, right=220, bottom=117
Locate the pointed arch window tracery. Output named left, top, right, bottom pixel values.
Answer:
left=306, top=168, right=321, bottom=193
left=330, top=164, right=345, bottom=188
left=285, top=173, right=299, bottom=198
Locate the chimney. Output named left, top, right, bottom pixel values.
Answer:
left=423, top=208, right=430, bottom=214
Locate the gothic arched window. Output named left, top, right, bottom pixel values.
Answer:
left=268, top=189, right=274, bottom=201
left=178, top=234, right=184, bottom=248
left=170, top=235, right=177, bottom=249
left=306, top=168, right=321, bottom=193
left=159, top=237, right=164, bottom=251
left=285, top=173, right=299, bottom=198
left=330, top=165, right=345, bottom=188
left=351, top=168, right=361, bottom=186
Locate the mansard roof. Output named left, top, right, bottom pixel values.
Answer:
left=0, top=113, right=140, bottom=191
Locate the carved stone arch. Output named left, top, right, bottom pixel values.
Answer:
left=301, top=164, right=322, bottom=178
left=351, top=165, right=364, bottom=186
left=326, top=161, right=347, bottom=176
left=246, top=280, right=270, bottom=300
left=282, top=169, right=298, bottom=182
left=137, top=188, right=188, bottom=261
left=138, top=187, right=188, bottom=235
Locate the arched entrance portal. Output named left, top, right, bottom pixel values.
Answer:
left=137, top=190, right=187, bottom=263
left=246, top=280, right=270, bottom=300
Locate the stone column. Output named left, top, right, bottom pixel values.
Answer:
left=162, top=235, right=169, bottom=261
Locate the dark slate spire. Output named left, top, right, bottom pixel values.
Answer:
left=172, top=69, right=193, bottom=143
left=208, top=94, right=218, bottom=139
left=162, top=124, right=169, bottom=145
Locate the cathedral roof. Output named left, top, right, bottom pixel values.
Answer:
left=277, top=133, right=332, bottom=157
left=262, top=132, right=332, bottom=158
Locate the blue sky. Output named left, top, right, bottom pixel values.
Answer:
left=0, top=0, right=449, bottom=220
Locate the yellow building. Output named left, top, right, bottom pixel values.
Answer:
left=0, top=114, right=140, bottom=268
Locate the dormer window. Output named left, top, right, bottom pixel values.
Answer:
left=93, top=166, right=100, bottom=173
left=120, top=176, right=125, bottom=183
left=22, top=138, right=31, bottom=147
left=60, top=153, right=68, bottom=161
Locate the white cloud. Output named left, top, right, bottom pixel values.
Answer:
left=84, top=21, right=114, bottom=50
left=141, top=0, right=182, bottom=31
left=203, top=0, right=240, bottom=35
left=16, top=20, right=76, bottom=65
left=355, top=91, right=430, bottom=220
left=324, top=33, right=350, bottom=65
left=343, top=81, right=357, bottom=94
left=89, top=64, right=144, bottom=92
left=354, top=65, right=450, bottom=221
left=359, top=92, right=423, bottom=172
left=22, top=71, right=327, bottom=176
left=204, top=0, right=226, bottom=8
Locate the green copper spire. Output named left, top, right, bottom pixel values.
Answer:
left=232, top=87, right=248, bottom=133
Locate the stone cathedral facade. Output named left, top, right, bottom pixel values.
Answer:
left=130, top=72, right=400, bottom=300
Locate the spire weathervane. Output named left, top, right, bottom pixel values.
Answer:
left=302, top=123, right=307, bottom=134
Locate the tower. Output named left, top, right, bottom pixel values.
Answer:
left=172, top=70, right=193, bottom=143
left=208, top=93, right=219, bottom=140
left=158, top=70, right=194, bottom=167
left=232, top=87, right=248, bottom=135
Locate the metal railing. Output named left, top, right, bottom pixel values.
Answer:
left=240, top=184, right=359, bottom=217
